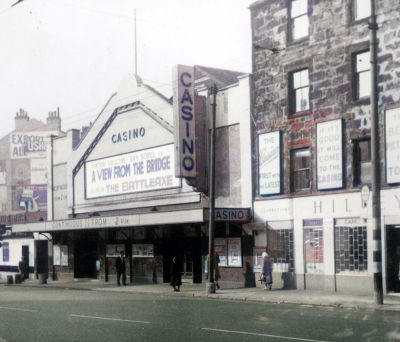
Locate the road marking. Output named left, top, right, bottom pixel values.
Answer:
left=70, top=314, right=151, bottom=324
left=0, top=306, right=37, bottom=313
left=202, top=328, right=331, bottom=342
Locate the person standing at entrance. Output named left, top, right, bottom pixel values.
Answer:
left=214, top=252, right=221, bottom=289
left=261, top=252, right=273, bottom=291
left=116, top=251, right=126, bottom=286
left=170, top=257, right=182, bottom=292
left=18, top=256, right=28, bottom=281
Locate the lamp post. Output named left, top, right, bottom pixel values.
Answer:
left=206, top=84, right=218, bottom=294
left=369, top=0, right=383, bottom=305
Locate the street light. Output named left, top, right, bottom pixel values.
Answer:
left=206, top=84, right=218, bottom=294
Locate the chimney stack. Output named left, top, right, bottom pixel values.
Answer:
left=46, top=106, right=61, bottom=130
left=14, top=108, right=30, bottom=131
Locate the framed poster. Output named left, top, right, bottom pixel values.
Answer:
left=106, top=244, right=125, bottom=257
left=316, top=119, right=343, bottom=190
left=132, top=244, right=154, bottom=258
left=258, top=131, right=281, bottom=195
left=214, top=238, right=228, bottom=266
left=227, top=238, right=242, bottom=267
left=386, top=108, right=400, bottom=184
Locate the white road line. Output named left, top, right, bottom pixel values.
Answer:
left=70, top=314, right=151, bottom=324
left=0, top=306, right=38, bottom=313
left=202, top=328, right=331, bottom=342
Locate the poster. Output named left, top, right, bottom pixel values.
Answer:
left=386, top=108, right=400, bottom=184
left=227, top=238, right=242, bottom=267
left=214, top=238, right=228, bottom=266
left=258, top=131, right=281, bottom=195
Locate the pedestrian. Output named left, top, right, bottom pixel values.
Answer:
left=214, top=252, right=221, bottom=289
left=116, top=251, right=126, bottom=286
left=170, top=256, right=182, bottom=292
left=152, top=257, right=159, bottom=284
left=261, top=252, right=273, bottom=291
left=18, top=256, right=27, bottom=281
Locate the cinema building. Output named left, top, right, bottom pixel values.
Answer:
left=250, top=0, right=400, bottom=294
left=13, top=68, right=253, bottom=285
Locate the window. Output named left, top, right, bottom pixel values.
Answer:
left=335, top=225, right=368, bottom=273
left=353, top=139, right=371, bottom=186
left=291, top=148, right=311, bottom=191
left=353, top=0, right=371, bottom=21
left=354, top=51, right=371, bottom=100
left=289, top=0, right=309, bottom=41
left=267, top=228, right=295, bottom=272
left=2, top=242, right=9, bottom=262
left=304, top=227, right=324, bottom=273
left=290, top=69, right=309, bottom=114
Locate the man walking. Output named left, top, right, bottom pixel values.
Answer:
left=116, top=251, right=126, bottom=286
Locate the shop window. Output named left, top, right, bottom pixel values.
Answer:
left=267, top=228, right=295, bottom=272
left=353, top=0, right=371, bottom=21
left=353, top=51, right=371, bottom=100
left=289, top=0, right=309, bottom=41
left=2, top=242, right=9, bottom=262
left=353, top=139, right=371, bottom=186
left=289, top=69, right=309, bottom=114
left=291, top=148, right=311, bottom=192
left=335, top=226, right=368, bottom=272
left=304, top=228, right=324, bottom=273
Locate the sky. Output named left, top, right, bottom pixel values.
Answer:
left=0, top=0, right=253, bottom=137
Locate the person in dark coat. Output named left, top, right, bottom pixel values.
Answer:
left=261, top=252, right=273, bottom=291
left=18, top=256, right=28, bottom=281
left=170, top=257, right=182, bottom=292
left=116, top=251, right=126, bottom=286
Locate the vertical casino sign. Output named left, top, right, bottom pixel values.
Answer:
left=173, top=65, right=196, bottom=178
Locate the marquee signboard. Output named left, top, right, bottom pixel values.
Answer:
left=85, top=144, right=180, bottom=199
left=173, top=65, right=196, bottom=178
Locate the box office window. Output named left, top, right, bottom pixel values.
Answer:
left=267, top=228, right=295, bottom=272
left=304, top=225, right=324, bottom=273
left=291, top=148, right=311, bottom=192
left=335, top=226, right=368, bottom=273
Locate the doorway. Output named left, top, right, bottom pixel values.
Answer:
left=386, top=225, right=400, bottom=292
left=74, top=232, right=98, bottom=279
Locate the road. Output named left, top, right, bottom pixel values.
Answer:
left=0, top=286, right=399, bottom=341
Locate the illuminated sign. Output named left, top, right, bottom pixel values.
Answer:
left=85, top=144, right=180, bottom=199
left=386, top=108, right=400, bottom=184
left=316, top=119, right=343, bottom=190
left=173, top=65, right=196, bottom=178
left=259, top=131, right=281, bottom=195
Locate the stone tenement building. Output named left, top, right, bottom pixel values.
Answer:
left=250, top=0, right=400, bottom=294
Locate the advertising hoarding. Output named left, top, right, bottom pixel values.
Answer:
left=259, top=131, right=281, bottom=195
left=316, top=119, right=343, bottom=190
left=386, top=108, right=400, bottom=184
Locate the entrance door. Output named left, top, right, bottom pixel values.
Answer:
left=74, top=233, right=98, bottom=279
left=36, top=241, right=48, bottom=276
left=21, top=245, right=30, bottom=278
left=386, top=225, right=400, bottom=292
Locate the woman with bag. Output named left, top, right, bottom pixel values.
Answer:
left=261, top=252, right=273, bottom=291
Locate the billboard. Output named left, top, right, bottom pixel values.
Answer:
left=10, top=132, right=50, bottom=159
left=258, top=131, right=281, bottom=195
left=85, top=144, right=180, bottom=199
left=386, top=108, right=400, bottom=184
left=316, top=119, right=343, bottom=190
left=173, top=65, right=196, bottom=178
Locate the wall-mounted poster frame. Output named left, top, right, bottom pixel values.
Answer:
left=385, top=108, right=400, bottom=184
left=316, top=119, right=344, bottom=190
left=215, top=237, right=242, bottom=268
left=258, top=131, right=282, bottom=195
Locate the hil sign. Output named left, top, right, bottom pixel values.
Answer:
left=173, top=65, right=196, bottom=178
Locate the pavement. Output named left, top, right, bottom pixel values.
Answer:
left=3, top=277, right=400, bottom=312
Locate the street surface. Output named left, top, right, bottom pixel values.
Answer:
left=0, top=286, right=399, bottom=341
